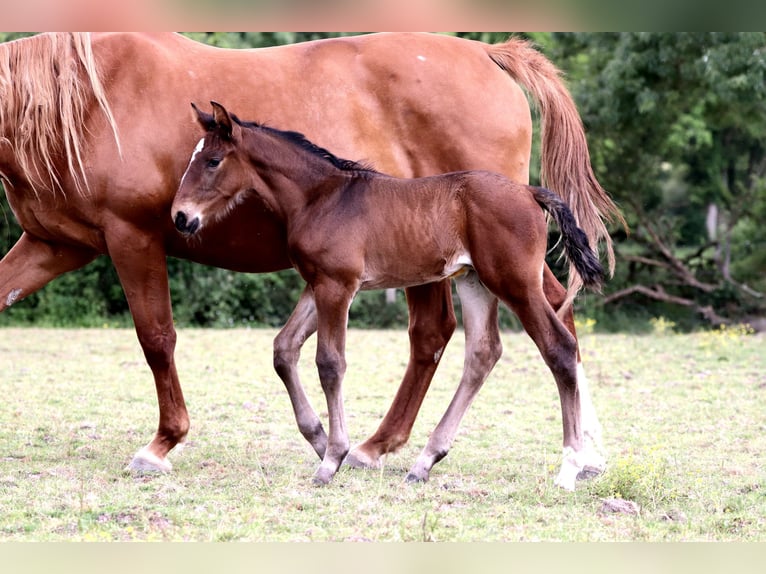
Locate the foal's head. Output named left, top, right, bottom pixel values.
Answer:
left=172, top=101, right=256, bottom=235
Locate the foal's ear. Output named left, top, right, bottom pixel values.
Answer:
left=191, top=102, right=216, bottom=132
left=210, top=100, right=240, bottom=141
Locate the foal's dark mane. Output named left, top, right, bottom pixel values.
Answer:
left=232, top=114, right=379, bottom=175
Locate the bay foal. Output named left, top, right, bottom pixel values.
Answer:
left=172, top=102, right=605, bottom=488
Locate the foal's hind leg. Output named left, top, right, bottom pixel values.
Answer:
left=501, top=287, right=586, bottom=491
left=406, top=272, right=502, bottom=483
left=273, top=286, right=327, bottom=459
left=543, top=266, right=606, bottom=478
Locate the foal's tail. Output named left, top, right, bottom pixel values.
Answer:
left=485, top=37, right=626, bottom=278
left=531, top=186, right=605, bottom=312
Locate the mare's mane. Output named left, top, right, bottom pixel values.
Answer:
left=0, top=32, right=120, bottom=196
left=232, top=114, right=379, bottom=176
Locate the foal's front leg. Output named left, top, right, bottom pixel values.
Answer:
left=311, top=279, right=355, bottom=485
left=273, top=286, right=327, bottom=459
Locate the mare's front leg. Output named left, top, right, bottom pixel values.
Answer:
left=346, top=280, right=457, bottom=468
left=273, top=285, right=327, bottom=459
left=105, top=225, right=188, bottom=472
left=406, top=272, right=502, bottom=482
left=311, top=278, right=355, bottom=485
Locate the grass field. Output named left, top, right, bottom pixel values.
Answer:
left=0, top=326, right=764, bottom=541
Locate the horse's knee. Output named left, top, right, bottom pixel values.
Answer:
left=408, top=312, right=457, bottom=367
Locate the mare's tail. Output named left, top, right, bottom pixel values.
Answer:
left=531, top=186, right=604, bottom=312
left=485, top=37, right=626, bottom=281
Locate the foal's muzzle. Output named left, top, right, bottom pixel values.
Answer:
left=174, top=211, right=200, bottom=235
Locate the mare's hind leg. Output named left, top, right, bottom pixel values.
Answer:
left=273, top=286, right=327, bottom=459
left=543, top=266, right=606, bottom=478
left=406, top=271, right=502, bottom=483
left=346, top=280, right=457, bottom=468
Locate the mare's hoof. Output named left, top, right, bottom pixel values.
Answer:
left=344, top=450, right=381, bottom=470
left=127, top=447, right=172, bottom=473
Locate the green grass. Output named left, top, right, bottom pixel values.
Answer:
left=0, top=327, right=764, bottom=541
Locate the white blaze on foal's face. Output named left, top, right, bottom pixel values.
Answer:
left=179, top=138, right=206, bottom=189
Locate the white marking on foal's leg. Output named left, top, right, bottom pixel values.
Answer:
left=554, top=446, right=585, bottom=491
left=433, top=346, right=444, bottom=363
left=577, top=362, right=607, bottom=475
left=553, top=363, right=607, bottom=490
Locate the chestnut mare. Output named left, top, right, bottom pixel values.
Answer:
left=173, top=102, right=606, bottom=488
left=0, top=33, right=620, bottom=480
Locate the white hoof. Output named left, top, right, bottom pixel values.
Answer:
left=127, top=446, right=173, bottom=473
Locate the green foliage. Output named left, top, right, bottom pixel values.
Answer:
left=167, top=261, right=304, bottom=328
left=586, top=449, right=679, bottom=510
left=548, top=33, right=766, bottom=325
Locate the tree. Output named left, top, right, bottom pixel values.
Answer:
left=549, top=33, right=766, bottom=329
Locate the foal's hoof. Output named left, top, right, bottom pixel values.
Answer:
left=576, top=465, right=605, bottom=481
left=126, top=447, right=172, bottom=473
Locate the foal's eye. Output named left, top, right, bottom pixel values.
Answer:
left=206, top=158, right=222, bottom=169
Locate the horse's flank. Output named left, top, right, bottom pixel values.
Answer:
left=0, top=33, right=120, bottom=197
